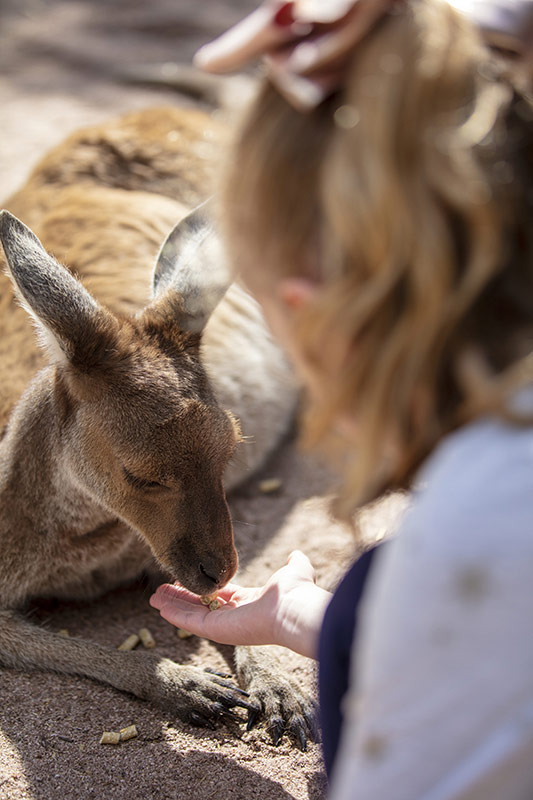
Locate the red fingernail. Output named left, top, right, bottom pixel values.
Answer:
left=274, top=2, right=295, bottom=27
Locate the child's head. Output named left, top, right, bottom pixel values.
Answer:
left=221, top=0, right=533, bottom=515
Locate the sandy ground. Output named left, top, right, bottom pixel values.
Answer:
left=0, top=2, right=406, bottom=798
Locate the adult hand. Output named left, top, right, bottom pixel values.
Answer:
left=194, top=0, right=395, bottom=110
left=150, top=550, right=332, bottom=659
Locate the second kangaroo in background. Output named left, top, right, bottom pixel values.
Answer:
left=0, top=107, right=315, bottom=749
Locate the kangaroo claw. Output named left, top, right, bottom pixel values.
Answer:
left=267, top=716, right=285, bottom=747
left=204, top=667, right=233, bottom=679
left=246, top=706, right=260, bottom=730
left=287, top=715, right=309, bottom=752
left=189, top=710, right=216, bottom=729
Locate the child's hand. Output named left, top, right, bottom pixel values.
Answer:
left=150, top=550, right=332, bottom=659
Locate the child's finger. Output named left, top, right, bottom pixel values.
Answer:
left=287, top=550, right=316, bottom=581
left=216, top=582, right=250, bottom=601
left=157, top=596, right=257, bottom=645
left=149, top=583, right=204, bottom=608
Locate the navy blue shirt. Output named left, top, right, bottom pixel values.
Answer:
left=317, top=545, right=380, bottom=777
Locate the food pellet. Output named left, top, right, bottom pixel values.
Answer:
left=177, top=628, right=193, bottom=639
left=258, top=477, right=282, bottom=494
left=118, top=634, right=140, bottom=651
left=201, top=594, right=220, bottom=610
left=138, top=627, right=155, bottom=649
left=119, top=725, right=138, bottom=742
left=100, top=731, right=120, bottom=745
left=58, top=629, right=69, bottom=637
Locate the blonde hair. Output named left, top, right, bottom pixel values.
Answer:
left=221, top=0, right=533, bottom=517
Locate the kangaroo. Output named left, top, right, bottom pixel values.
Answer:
left=0, top=107, right=315, bottom=749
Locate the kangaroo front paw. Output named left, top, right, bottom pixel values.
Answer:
left=245, top=670, right=318, bottom=751
left=235, top=646, right=318, bottom=750
left=141, top=657, right=255, bottom=730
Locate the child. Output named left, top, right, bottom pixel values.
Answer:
left=151, top=1, right=533, bottom=796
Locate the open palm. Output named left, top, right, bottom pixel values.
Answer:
left=150, top=550, right=331, bottom=659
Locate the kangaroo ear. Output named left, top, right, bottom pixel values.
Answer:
left=149, top=201, right=232, bottom=334
left=0, top=210, right=117, bottom=368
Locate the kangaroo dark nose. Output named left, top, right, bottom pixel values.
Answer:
left=198, top=552, right=238, bottom=589
left=199, top=563, right=218, bottom=585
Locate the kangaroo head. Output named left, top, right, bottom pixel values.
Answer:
left=0, top=207, right=240, bottom=595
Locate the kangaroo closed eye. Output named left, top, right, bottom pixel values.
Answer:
left=122, top=467, right=167, bottom=491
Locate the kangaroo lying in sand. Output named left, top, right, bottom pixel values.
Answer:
left=0, top=107, right=315, bottom=748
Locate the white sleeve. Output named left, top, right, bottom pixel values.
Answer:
left=330, top=419, right=533, bottom=800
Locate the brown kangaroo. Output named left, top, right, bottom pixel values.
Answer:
left=0, top=107, right=315, bottom=748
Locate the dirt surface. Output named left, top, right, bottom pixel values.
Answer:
left=0, top=3, right=406, bottom=799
